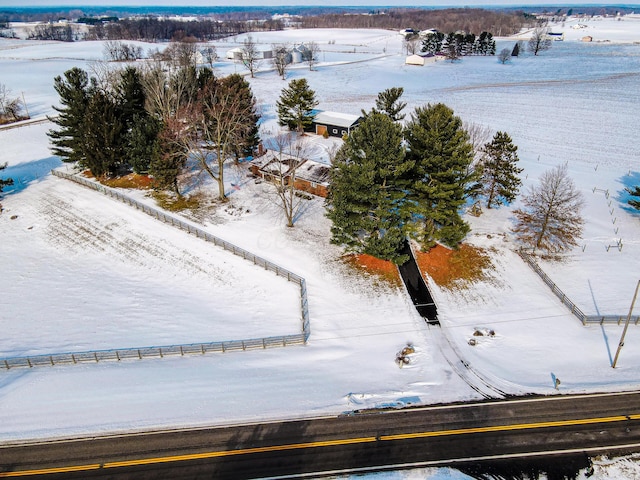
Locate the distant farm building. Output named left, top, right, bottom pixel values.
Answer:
left=405, top=52, right=440, bottom=66
left=249, top=149, right=330, bottom=198
left=582, top=35, right=593, bottom=42
left=226, top=46, right=273, bottom=61
left=548, top=32, right=565, bottom=41
left=310, top=111, right=361, bottom=138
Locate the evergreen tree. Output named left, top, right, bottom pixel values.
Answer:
left=47, top=67, right=94, bottom=165
left=421, top=31, right=444, bottom=54
left=404, top=103, right=475, bottom=249
left=373, top=87, right=406, bottom=122
left=127, top=114, right=161, bottom=174
left=477, top=131, right=523, bottom=209
left=151, top=115, right=189, bottom=196
left=327, top=112, right=413, bottom=264
left=223, top=73, right=260, bottom=160
left=276, top=78, right=318, bottom=134
left=81, top=90, right=127, bottom=177
left=627, top=185, right=640, bottom=210
left=511, top=42, right=520, bottom=57
left=115, top=66, right=146, bottom=130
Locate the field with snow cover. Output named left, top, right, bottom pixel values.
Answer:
left=1, top=14, right=640, bottom=479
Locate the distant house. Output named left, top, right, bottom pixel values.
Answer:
left=548, top=32, right=565, bottom=41
left=248, top=149, right=330, bottom=198
left=310, top=111, right=362, bottom=138
left=581, top=35, right=593, bottom=42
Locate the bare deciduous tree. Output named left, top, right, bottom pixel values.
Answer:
left=241, top=34, right=262, bottom=78
left=513, top=163, right=585, bottom=254
left=403, top=34, right=420, bottom=55
left=260, top=132, right=311, bottom=227
left=193, top=76, right=259, bottom=199
left=200, top=45, right=218, bottom=69
left=0, top=83, right=25, bottom=123
left=498, top=47, right=511, bottom=64
left=464, top=121, right=492, bottom=164
left=271, top=43, right=290, bottom=80
left=306, top=41, right=320, bottom=70
left=528, top=27, right=552, bottom=56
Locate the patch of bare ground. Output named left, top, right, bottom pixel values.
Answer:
left=415, top=243, right=495, bottom=290
left=343, top=253, right=402, bottom=288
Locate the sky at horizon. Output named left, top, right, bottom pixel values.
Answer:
left=0, top=0, right=638, bottom=7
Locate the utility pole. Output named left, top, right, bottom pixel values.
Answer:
left=612, top=279, right=640, bottom=368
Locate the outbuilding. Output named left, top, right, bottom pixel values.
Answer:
left=310, top=111, right=361, bottom=138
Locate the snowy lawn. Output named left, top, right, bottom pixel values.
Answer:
left=0, top=17, right=640, bottom=455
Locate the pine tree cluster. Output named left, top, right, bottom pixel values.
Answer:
left=327, top=89, right=524, bottom=263
left=421, top=31, right=496, bottom=57
left=47, top=65, right=259, bottom=198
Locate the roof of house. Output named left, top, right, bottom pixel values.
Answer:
left=296, top=158, right=330, bottom=185
left=312, top=111, right=361, bottom=128
left=251, top=150, right=330, bottom=185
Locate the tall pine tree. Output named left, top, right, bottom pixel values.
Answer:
left=404, top=103, right=475, bottom=249
left=477, top=131, right=523, bottom=209
left=276, top=78, right=318, bottom=134
left=47, top=67, right=94, bottom=165
left=327, top=112, right=413, bottom=264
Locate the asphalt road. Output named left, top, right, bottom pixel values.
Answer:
left=2, top=391, right=640, bottom=479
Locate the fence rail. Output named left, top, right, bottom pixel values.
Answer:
left=518, top=251, right=640, bottom=325
left=2, top=335, right=307, bottom=370
left=1, top=171, right=311, bottom=370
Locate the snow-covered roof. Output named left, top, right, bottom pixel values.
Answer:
left=312, top=111, right=361, bottom=128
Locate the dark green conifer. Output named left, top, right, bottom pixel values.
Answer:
left=404, top=103, right=475, bottom=249
left=327, top=112, right=413, bottom=264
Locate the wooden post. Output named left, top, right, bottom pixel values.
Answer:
left=613, top=280, right=640, bottom=368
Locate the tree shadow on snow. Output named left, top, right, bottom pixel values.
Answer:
left=1, top=156, right=62, bottom=196
left=615, top=170, right=640, bottom=215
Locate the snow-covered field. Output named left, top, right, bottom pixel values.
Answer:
left=1, top=15, right=640, bottom=479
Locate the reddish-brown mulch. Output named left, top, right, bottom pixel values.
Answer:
left=344, top=253, right=401, bottom=287
left=415, top=244, right=493, bottom=289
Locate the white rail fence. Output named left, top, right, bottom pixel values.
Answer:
left=519, top=251, right=639, bottom=326
left=1, top=170, right=310, bottom=370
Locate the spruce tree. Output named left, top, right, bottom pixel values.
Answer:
left=404, top=103, right=475, bottom=249
left=47, top=67, right=94, bottom=165
left=478, top=131, right=523, bottom=209
left=327, top=112, right=413, bottom=264
left=627, top=186, right=640, bottom=210
left=276, top=78, right=318, bottom=134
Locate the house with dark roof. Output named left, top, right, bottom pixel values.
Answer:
left=309, top=111, right=362, bottom=138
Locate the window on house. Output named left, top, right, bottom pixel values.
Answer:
left=311, top=182, right=317, bottom=188
left=341, top=130, right=347, bottom=135
left=332, top=129, right=338, bottom=134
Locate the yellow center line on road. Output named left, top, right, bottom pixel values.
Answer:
left=380, top=413, right=640, bottom=442
left=2, top=413, right=640, bottom=477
